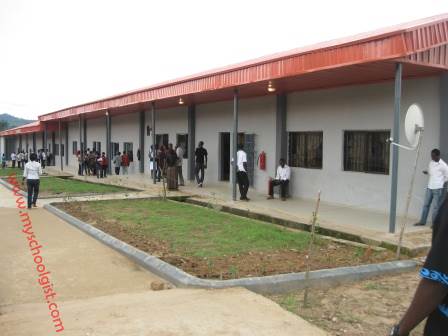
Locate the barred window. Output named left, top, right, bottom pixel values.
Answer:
left=124, top=142, right=134, bottom=162
left=93, top=141, right=101, bottom=153
left=288, top=132, right=323, bottom=169
left=72, top=141, right=78, bottom=155
left=343, top=130, right=390, bottom=174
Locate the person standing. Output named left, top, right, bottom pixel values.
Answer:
left=176, top=143, right=185, bottom=186
left=390, top=197, right=448, bottom=335
left=22, top=153, right=42, bottom=209
left=77, top=150, right=83, bottom=175
left=11, top=151, right=16, bottom=168
left=96, top=152, right=103, bottom=178
left=113, top=151, right=121, bottom=175
left=1, top=153, right=6, bottom=169
left=166, top=144, right=178, bottom=190
left=41, top=150, right=46, bottom=169
left=121, top=151, right=130, bottom=175
left=268, top=158, right=291, bottom=201
left=148, top=146, right=155, bottom=179
left=415, top=149, right=448, bottom=227
left=194, top=141, right=207, bottom=187
left=17, top=151, right=23, bottom=169
left=101, top=152, right=108, bottom=178
left=156, top=145, right=167, bottom=181
left=236, top=144, right=250, bottom=201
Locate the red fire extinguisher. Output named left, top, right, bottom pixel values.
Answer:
left=258, top=151, right=266, bottom=170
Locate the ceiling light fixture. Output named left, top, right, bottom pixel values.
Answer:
left=178, top=97, right=184, bottom=105
left=267, top=81, right=276, bottom=92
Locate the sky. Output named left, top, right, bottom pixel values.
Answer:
left=1, top=0, right=448, bottom=120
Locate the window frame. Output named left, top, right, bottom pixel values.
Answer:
left=72, top=141, right=78, bottom=155
left=288, top=131, right=323, bottom=169
left=343, top=129, right=391, bottom=175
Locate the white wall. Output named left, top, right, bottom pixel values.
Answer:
left=287, top=76, right=440, bottom=217
left=67, top=120, right=79, bottom=171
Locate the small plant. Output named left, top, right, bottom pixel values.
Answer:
left=228, top=265, right=239, bottom=279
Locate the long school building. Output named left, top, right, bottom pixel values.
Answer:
left=2, top=14, right=448, bottom=232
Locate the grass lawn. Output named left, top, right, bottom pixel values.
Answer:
left=57, top=199, right=395, bottom=279
left=14, top=177, right=130, bottom=197
left=0, top=167, right=25, bottom=177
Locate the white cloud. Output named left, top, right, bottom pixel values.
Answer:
left=1, top=0, right=447, bottom=119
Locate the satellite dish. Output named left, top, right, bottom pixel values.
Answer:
left=404, top=104, right=424, bottom=148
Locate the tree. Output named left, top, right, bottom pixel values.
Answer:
left=0, top=121, right=9, bottom=131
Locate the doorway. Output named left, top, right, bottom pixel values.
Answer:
left=219, top=132, right=246, bottom=181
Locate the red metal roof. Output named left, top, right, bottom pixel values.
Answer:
left=23, top=13, right=448, bottom=123
left=0, top=121, right=42, bottom=136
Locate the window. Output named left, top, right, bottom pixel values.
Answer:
left=72, top=141, right=78, bottom=155
left=54, top=144, right=59, bottom=156
left=156, top=134, right=169, bottom=148
left=343, top=130, right=390, bottom=174
left=176, top=134, right=188, bottom=158
left=146, top=125, right=152, bottom=136
left=288, top=132, right=323, bottom=169
left=93, top=141, right=101, bottom=153
left=112, top=142, right=119, bottom=156
left=61, top=144, right=65, bottom=157
left=124, top=142, right=134, bottom=162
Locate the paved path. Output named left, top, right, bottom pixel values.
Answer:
left=0, top=184, right=326, bottom=335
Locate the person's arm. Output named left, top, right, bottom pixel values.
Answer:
left=394, top=278, right=448, bottom=335
left=275, top=167, right=280, bottom=180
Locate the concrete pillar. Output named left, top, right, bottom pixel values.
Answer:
left=275, top=94, right=287, bottom=170
left=139, top=110, right=145, bottom=174
left=32, top=133, right=36, bottom=153
left=187, top=104, right=196, bottom=180
left=232, top=89, right=239, bottom=201
left=65, top=123, right=69, bottom=166
left=440, top=72, right=448, bottom=160
left=151, top=102, right=156, bottom=184
left=18, top=135, right=22, bottom=152
left=59, top=120, right=63, bottom=171
left=106, top=111, right=111, bottom=174
left=83, top=118, right=87, bottom=152
left=43, top=123, right=48, bottom=153
left=25, top=134, right=29, bottom=152
left=389, top=63, right=402, bottom=234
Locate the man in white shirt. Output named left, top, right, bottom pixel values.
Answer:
left=175, top=144, right=185, bottom=186
left=268, top=158, right=291, bottom=201
left=415, top=149, right=448, bottom=226
left=22, top=153, right=43, bottom=209
left=10, top=152, right=16, bottom=168
left=236, top=144, right=250, bottom=201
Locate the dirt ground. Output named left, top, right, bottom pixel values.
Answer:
left=268, top=270, right=425, bottom=336
left=57, top=201, right=397, bottom=280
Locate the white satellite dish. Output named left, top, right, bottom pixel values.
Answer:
left=404, top=104, right=424, bottom=148
left=389, top=103, right=424, bottom=151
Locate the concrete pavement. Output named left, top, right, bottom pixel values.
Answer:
left=0, top=184, right=327, bottom=335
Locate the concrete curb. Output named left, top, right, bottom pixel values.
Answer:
left=0, top=177, right=27, bottom=197
left=44, top=203, right=418, bottom=294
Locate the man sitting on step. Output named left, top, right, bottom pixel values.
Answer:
left=267, top=158, right=290, bottom=201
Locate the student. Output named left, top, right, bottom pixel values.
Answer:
left=176, top=143, right=185, bottom=186
left=17, top=151, right=23, bottom=169
left=1, top=153, right=6, bottom=169
left=88, top=151, right=96, bottom=176
left=391, top=197, right=448, bottom=335
left=268, top=158, right=291, bottom=201
left=121, top=151, right=130, bottom=175
left=77, top=150, right=83, bottom=176
left=236, top=144, right=250, bottom=201
left=83, top=150, right=89, bottom=175
left=22, top=153, right=42, bottom=209
left=11, top=151, right=16, bottom=168
left=148, top=146, right=155, bottom=179
left=194, top=141, right=207, bottom=187
left=96, top=152, right=103, bottom=178
left=101, top=152, right=108, bottom=178
left=156, top=145, right=167, bottom=181
left=166, top=144, right=178, bottom=190
left=415, top=148, right=448, bottom=227
left=113, top=151, right=121, bottom=175
left=41, top=150, right=46, bottom=169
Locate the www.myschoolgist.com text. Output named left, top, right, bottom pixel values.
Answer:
left=7, top=173, right=64, bottom=333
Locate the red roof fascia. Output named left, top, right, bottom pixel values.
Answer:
left=37, top=13, right=448, bottom=122
left=0, top=121, right=42, bottom=136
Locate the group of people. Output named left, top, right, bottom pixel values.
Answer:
left=76, top=150, right=110, bottom=178
left=3, top=149, right=49, bottom=169
left=112, top=151, right=130, bottom=175
left=149, top=143, right=186, bottom=189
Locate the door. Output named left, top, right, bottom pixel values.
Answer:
left=111, top=142, right=119, bottom=155
left=244, top=134, right=255, bottom=187
left=219, top=133, right=230, bottom=181
left=156, top=134, right=169, bottom=148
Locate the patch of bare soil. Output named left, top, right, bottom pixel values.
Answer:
left=57, top=202, right=397, bottom=280
left=269, top=271, right=425, bottom=336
